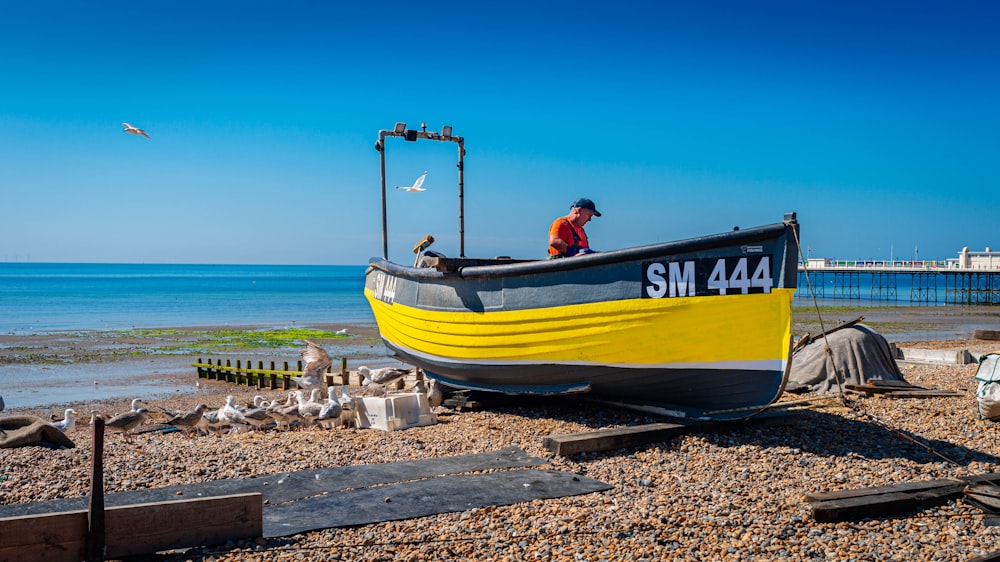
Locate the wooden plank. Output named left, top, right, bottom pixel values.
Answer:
left=0, top=494, right=261, bottom=562
left=0, top=510, right=88, bottom=562
left=543, top=422, right=688, bottom=456
left=805, top=474, right=1000, bottom=522
left=804, top=478, right=966, bottom=502
left=844, top=383, right=922, bottom=394
left=879, top=389, right=964, bottom=398
left=104, top=493, right=262, bottom=558
left=869, top=379, right=919, bottom=388
left=964, top=484, right=1000, bottom=513
left=542, top=415, right=797, bottom=457
left=809, top=484, right=967, bottom=522
left=975, top=329, right=1000, bottom=341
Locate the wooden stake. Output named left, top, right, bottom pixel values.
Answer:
left=86, top=417, right=105, bottom=562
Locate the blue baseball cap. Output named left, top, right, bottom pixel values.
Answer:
left=572, top=198, right=601, bottom=217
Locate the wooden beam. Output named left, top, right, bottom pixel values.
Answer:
left=0, top=493, right=262, bottom=562
left=87, top=418, right=104, bottom=562
left=974, top=329, right=1000, bottom=341
left=104, top=493, right=262, bottom=558
left=542, top=416, right=797, bottom=456
left=0, top=510, right=88, bottom=562
left=542, top=423, right=688, bottom=456
left=805, top=473, right=1000, bottom=522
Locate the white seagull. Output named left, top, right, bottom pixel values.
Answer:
left=426, top=378, right=443, bottom=408
left=220, top=395, right=250, bottom=433
left=357, top=365, right=409, bottom=396
left=294, top=389, right=324, bottom=429
left=337, top=386, right=356, bottom=428
left=395, top=171, right=428, bottom=192
left=412, top=378, right=444, bottom=408
left=294, top=340, right=332, bottom=397
left=121, top=122, right=150, bottom=138
left=53, top=408, right=78, bottom=433
left=316, top=386, right=343, bottom=430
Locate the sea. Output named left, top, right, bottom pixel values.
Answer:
left=0, top=262, right=374, bottom=333
left=0, top=263, right=376, bottom=410
left=0, top=262, right=993, bottom=410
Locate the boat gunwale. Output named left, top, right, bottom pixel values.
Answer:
left=368, top=220, right=794, bottom=281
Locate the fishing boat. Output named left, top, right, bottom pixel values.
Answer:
left=365, top=123, right=800, bottom=420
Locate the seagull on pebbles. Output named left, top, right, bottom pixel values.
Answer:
left=104, top=408, right=148, bottom=442
left=357, top=366, right=409, bottom=396
left=53, top=408, right=78, bottom=433
left=316, top=386, right=343, bottom=429
left=220, top=395, right=251, bottom=433
left=166, top=403, right=210, bottom=438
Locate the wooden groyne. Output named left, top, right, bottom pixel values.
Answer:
left=191, top=357, right=418, bottom=390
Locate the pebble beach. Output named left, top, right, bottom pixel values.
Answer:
left=3, top=321, right=1000, bottom=560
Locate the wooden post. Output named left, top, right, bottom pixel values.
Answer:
left=282, top=375, right=290, bottom=391
left=235, top=360, right=243, bottom=385
left=225, top=359, right=233, bottom=383
left=257, top=361, right=265, bottom=388
left=341, top=357, right=348, bottom=385
left=86, top=417, right=105, bottom=562
left=269, top=361, right=277, bottom=390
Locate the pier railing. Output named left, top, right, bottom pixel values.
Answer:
left=796, top=265, right=1000, bottom=304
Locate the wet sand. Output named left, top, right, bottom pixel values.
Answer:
left=0, top=323, right=393, bottom=410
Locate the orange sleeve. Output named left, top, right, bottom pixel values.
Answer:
left=549, top=217, right=571, bottom=255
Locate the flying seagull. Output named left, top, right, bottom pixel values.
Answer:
left=294, top=340, right=332, bottom=397
left=395, top=171, right=427, bottom=192
left=122, top=122, right=150, bottom=138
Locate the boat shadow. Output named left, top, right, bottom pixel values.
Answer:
left=456, top=392, right=1000, bottom=467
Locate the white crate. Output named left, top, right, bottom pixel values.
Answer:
left=353, top=392, right=437, bottom=431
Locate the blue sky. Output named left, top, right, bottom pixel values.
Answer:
left=1, top=1, right=996, bottom=265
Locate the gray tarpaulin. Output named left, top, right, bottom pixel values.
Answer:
left=789, top=324, right=906, bottom=393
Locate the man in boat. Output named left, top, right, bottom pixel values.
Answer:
left=548, top=198, right=601, bottom=259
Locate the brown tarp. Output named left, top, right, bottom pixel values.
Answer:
left=789, top=324, right=906, bottom=393
left=0, top=415, right=76, bottom=449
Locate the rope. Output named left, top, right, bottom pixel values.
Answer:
left=789, top=227, right=996, bottom=489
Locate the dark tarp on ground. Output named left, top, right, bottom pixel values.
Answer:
left=0, top=415, right=76, bottom=449
left=789, top=324, right=906, bottom=393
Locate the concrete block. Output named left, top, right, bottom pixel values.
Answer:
left=354, top=393, right=437, bottom=431
left=897, top=347, right=974, bottom=365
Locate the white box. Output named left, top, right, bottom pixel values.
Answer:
left=353, top=392, right=437, bottom=431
